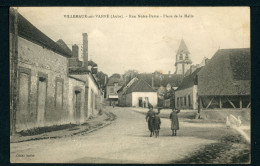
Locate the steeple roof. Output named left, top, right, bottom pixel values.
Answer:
left=177, top=39, right=190, bottom=55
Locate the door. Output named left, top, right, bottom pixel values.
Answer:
left=74, top=91, right=81, bottom=123
left=37, top=77, right=47, bottom=127
left=56, top=81, right=63, bottom=111
left=138, top=97, right=142, bottom=107
left=17, top=73, right=30, bottom=131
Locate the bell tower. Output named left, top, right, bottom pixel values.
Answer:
left=174, top=39, right=192, bottom=75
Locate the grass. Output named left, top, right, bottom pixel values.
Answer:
left=173, top=128, right=250, bottom=164
left=18, top=123, right=78, bottom=136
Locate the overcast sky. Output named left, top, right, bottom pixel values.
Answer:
left=17, top=7, right=250, bottom=76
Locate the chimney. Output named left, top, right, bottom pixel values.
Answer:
left=82, top=33, right=88, bottom=70
left=72, top=44, right=79, bottom=59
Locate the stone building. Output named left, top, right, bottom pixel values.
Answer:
left=105, top=75, right=124, bottom=105
left=10, top=9, right=103, bottom=134
left=175, top=67, right=202, bottom=110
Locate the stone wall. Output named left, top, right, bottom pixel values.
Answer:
left=16, top=36, right=70, bottom=131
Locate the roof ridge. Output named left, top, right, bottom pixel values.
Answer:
left=138, top=78, right=155, bottom=91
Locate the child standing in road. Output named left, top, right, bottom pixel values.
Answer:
left=154, top=114, right=161, bottom=137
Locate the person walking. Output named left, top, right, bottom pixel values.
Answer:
left=170, top=108, right=180, bottom=136
left=145, top=104, right=156, bottom=137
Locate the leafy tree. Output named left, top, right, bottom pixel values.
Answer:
left=123, top=70, right=139, bottom=85
left=96, top=71, right=108, bottom=89
left=110, top=73, right=121, bottom=79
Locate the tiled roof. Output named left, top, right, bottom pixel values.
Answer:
left=88, top=60, right=97, bottom=67
left=137, top=73, right=183, bottom=88
left=56, top=39, right=72, bottom=54
left=176, top=67, right=202, bottom=91
left=125, top=79, right=156, bottom=94
left=10, top=9, right=72, bottom=58
left=198, top=48, right=250, bottom=96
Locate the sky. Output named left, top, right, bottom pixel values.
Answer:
left=17, top=7, right=250, bottom=76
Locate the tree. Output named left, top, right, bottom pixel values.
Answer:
left=96, top=71, right=108, bottom=89
left=110, top=73, right=121, bottom=79
left=123, top=70, right=139, bottom=85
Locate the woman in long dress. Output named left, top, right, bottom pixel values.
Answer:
left=170, top=108, right=180, bottom=136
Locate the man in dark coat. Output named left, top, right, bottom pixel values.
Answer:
left=146, top=104, right=156, bottom=137
left=170, top=108, right=180, bottom=136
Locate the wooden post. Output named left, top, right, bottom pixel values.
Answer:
left=247, top=102, right=251, bottom=108
left=206, top=97, right=214, bottom=109
left=198, top=96, right=201, bottom=114
left=200, top=97, right=203, bottom=109
left=240, top=97, right=243, bottom=108
left=227, top=97, right=236, bottom=108
left=219, top=96, right=222, bottom=108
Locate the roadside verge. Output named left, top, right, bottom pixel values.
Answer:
left=10, top=111, right=116, bottom=143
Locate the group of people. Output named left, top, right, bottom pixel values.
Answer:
left=145, top=104, right=180, bottom=137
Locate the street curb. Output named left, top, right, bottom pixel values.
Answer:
left=10, top=112, right=117, bottom=143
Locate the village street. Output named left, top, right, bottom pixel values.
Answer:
left=10, top=106, right=249, bottom=164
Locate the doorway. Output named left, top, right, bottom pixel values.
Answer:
left=37, top=77, right=47, bottom=127
left=74, top=90, right=81, bottom=124
left=138, top=97, right=142, bottom=107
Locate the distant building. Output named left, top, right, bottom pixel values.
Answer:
left=174, top=39, right=192, bottom=75
left=117, top=77, right=139, bottom=107
left=184, top=58, right=209, bottom=77
left=118, top=78, right=157, bottom=107
left=175, top=67, right=203, bottom=110
left=197, top=48, right=250, bottom=109
left=105, top=76, right=124, bottom=105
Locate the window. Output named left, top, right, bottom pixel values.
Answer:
left=177, top=97, right=179, bottom=107
left=114, top=82, right=118, bottom=86
left=185, top=54, right=189, bottom=59
left=17, top=67, right=31, bottom=131
left=179, top=54, right=183, bottom=60
left=180, top=97, right=183, bottom=106
left=110, top=87, right=114, bottom=93
left=184, top=96, right=187, bottom=106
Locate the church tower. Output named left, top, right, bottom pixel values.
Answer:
left=174, top=39, right=192, bottom=75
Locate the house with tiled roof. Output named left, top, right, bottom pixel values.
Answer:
left=105, top=75, right=124, bottom=105
left=10, top=8, right=103, bottom=134
left=10, top=8, right=74, bottom=133
left=117, top=78, right=157, bottom=107
left=197, top=48, right=250, bottom=109
left=175, top=67, right=203, bottom=110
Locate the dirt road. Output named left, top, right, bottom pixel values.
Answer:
left=11, top=107, right=233, bottom=164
